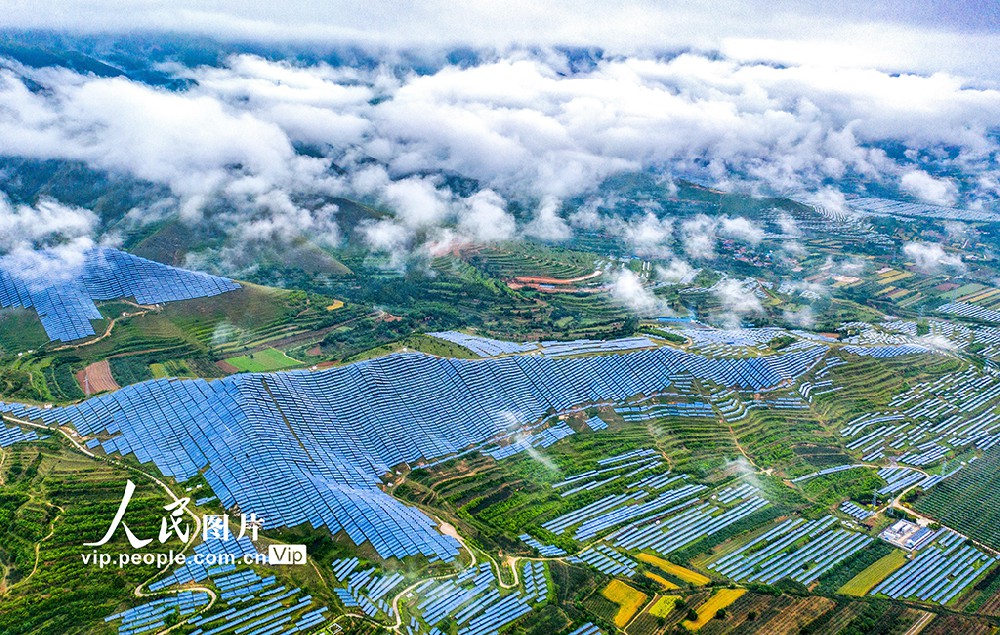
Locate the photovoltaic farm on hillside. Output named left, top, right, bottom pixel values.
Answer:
left=0, top=338, right=829, bottom=560
left=4, top=321, right=1000, bottom=633
left=0, top=247, right=240, bottom=342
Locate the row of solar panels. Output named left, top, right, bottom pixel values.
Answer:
left=0, top=247, right=239, bottom=341
left=0, top=342, right=922, bottom=561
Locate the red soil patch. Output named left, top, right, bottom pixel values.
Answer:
left=507, top=281, right=608, bottom=293
left=76, top=360, right=120, bottom=395
left=511, top=270, right=602, bottom=285
left=215, top=360, right=240, bottom=374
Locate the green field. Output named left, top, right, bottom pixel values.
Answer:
left=224, top=347, right=303, bottom=372
left=838, top=550, right=907, bottom=596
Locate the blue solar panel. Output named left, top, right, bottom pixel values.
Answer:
left=0, top=422, right=42, bottom=447
left=0, top=247, right=240, bottom=342
left=0, top=343, right=834, bottom=561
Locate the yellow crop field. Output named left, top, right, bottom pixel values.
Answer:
left=602, top=579, right=648, bottom=627
left=650, top=595, right=681, bottom=618
left=637, top=553, right=710, bottom=585
left=326, top=299, right=345, bottom=311
left=839, top=550, right=907, bottom=596
left=877, top=270, right=912, bottom=284
left=964, top=288, right=1000, bottom=304
left=645, top=572, right=679, bottom=589
left=682, top=588, right=745, bottom=630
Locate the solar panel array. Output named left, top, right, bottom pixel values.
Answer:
left=567, top=545, right=638, bottom=577
left=842, top=345, right=932, bottom=358
left=409, top=563, right=534, bottom=635
left=519, top=533, right=566, bottom=557
left=105, top=591, right=210, bottom=635
left=329, top=559, right=405, bottom=618
left=839, top=365, right=1000, bottom=465
left=0, top=247, right=240, bottom=342
left=0, top=422, right=41, bottom=447
left=550, top=451, right=667, bottom=497
left=938, top=302, right=1000, bottom=324
left=521, top=561, right=548, bottom=603
left=709, top=516, right=871, bottom=585
left=585, top=416, right=608, bottom=430
left=847, top=197, right=1000, bottom=223
left=484, top=421, right=575, bottom=460
left=541, top=466, right=708, bottom=543
left=536, top=337, right=655, bottom=358
left=871, top=530, right=996, bottom=604
left=427, top=332, right=537, bottom=357
left=877, top=467, right=926, bottom=495
left=112, top=537, right=330, bottom=635
left=838, top=322, right=912, bottom=346
left=0, top=343, right=829, bottom=561
left=790, top=464, right=863, bottom=483
left=676, top=327, right=790, bottom=356
left=611, top=486, right=768, bottom=556
left=840, top=501, right=873, bottom=520
left=426, top=332, right=656, bottom=358
left=566, top=624, right=602, bottom=635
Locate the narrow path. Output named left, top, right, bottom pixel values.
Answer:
left=50, top=307, right=153, bottom=351
left=152, top=586, right=219, bottom=635
left=1, top=413, right=207, bottom=624
left=725, top=421, right=760, bottom=471
left=902, top=610, right=935, bottom=635
left=4, top=502, right=63, bottom=593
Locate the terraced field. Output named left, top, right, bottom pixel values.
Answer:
left=915, top=452, right=1000, bottom=550
left=0, top=439, right=171, bottom=635
left=838, top=550, right=907, bottom=596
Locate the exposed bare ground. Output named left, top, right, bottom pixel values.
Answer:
left=76, top=359, right=120, bottom=395
left=511, top=270, right=602, bottom=285
left=215, top=360, right=240, bottom=374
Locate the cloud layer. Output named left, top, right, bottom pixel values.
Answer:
left=0, top=48, right=999, bottom=269
left=4, top=1, right=1000, bottom=78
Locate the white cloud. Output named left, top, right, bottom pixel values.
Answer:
left=900, top=170, right=959, bottom=206
left=712, top=278, right=764, bottom=327
left=903, top=241, right=965, bottom=274
left=379, top=178, right=451, bottom=229
left=360, top=218, right=413, bottom=269
left=809, top=187, right=854, bottom=218
left=524, top=197, right=571, bottom=242
left=841, top=259, right=867, bottom=276
left=5, top=1, right=1000, bottom=79
left=609, top=212, right=674, bottom=257
left=783, top=305, right=816, bottom=328
left=609, top=269, right=671, bottom=316
left=942, top=220, right=970, bottom=243
left=680, top=215, right=718, bottom=260
left=0, top=196, right=98, bottom=253
left=718, top=216, right=764, bottom=244
left=824, top=255, right=867, bottom=276
left=782, top=240, right=807, bottom=257
left=1, top=237, right=96, bottom=285
left=676, top=215, right=763, bottom=259
left=656, top=259, right=697, bottom=284
left=458, top=190, right=517, bottom=243
left=1, top=48, right=1000, bottom=265
left=776, top=212, right=802, bottom=236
